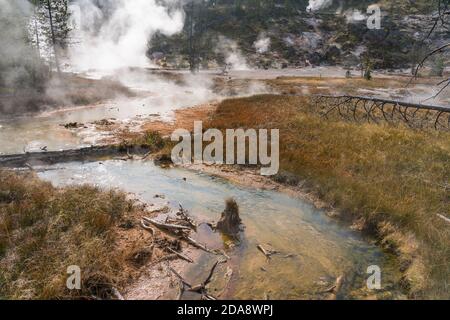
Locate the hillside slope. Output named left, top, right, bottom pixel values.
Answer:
left=149, top=0, right=447, bottom=70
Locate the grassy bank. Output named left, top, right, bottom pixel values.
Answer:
left=205, top=94, right=450, bottom=298
left=0, top=170, right=149, bottom=299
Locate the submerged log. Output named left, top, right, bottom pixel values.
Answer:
left=326, top=275, right=345, bottom=300
left=169, top=261, right=220, bottom=301
left=257, top=244, right=278, bottom=260
left=184, top=236, right=217, bottom=255
left=216, top=198, right=242, bottom=237
left=188, top=260, right=220, bottom=293
left=0, top=145, right=151, bottom=168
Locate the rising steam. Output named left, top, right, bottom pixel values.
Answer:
left=216, top=36, right=250, bottom=71
left=254, top=33, right=271, bottom=54
left=69, top=0, right=185, bottom=72
left=307, top=0, right=333, bottom=11
left=0, top=0, right=34, bottom=88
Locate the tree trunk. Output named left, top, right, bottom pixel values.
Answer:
left=33, top=0, right=41, bottom=59
left=46, top=0, right=61, bottom=76
left=216, top=198, right=242, bottom=237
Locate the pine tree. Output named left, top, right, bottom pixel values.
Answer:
left=36, top=0, right=71, bottom=75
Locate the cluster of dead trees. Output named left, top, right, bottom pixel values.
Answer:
left=411, top=0, right=450, bottom=99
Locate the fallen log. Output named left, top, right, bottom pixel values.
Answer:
left=0, top=145, right=151, bottom=168
left=143, top=217, right=192, bottom=232
left=184, top=236, right=217, bottom=254
left=315, top=95, right=450, bottom=113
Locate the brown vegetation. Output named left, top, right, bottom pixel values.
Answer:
left=0, top=170, right=161, bottom=299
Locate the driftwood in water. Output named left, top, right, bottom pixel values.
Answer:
left=257, top=244, right=278, bottom=260
left=0, top=145, right=150, bottom=168
left=143, top=218, right=216, bottom=255
left=216, top=198, right=242, bottom=237
left=169, top=262, right=219, bottom=301
left=184, top=236, right=217, bottom=255
left=326, top=275, right=345, bottom=300
left=203, top=260, right=220, bottom=286
left=169, top=266, right=192, bottom=300
left=188, top=260, right=220, bottom=295
left=142, top=217, right=192, bottom=232
left=169, top=261, right=219, bottom=300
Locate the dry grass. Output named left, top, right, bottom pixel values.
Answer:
left=0, top=170, right=150, bottom=299
left=206, top=94, right=450, bottom=299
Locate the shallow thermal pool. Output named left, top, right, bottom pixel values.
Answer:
left=38, top=160, right=404, bottom=300
left=0, top=91, right=207, bottom=155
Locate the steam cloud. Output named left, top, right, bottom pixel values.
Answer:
left=69, top=0, right=185, bottom=72
left=0, top=0, right=34, bottom=88
left=216, top=36, right=250, bottom=71
left=307, top=0, right=333, bottom=11
left=345, top=9, right=367, bottom=23
left=254, top=33, right=271, bottom=54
